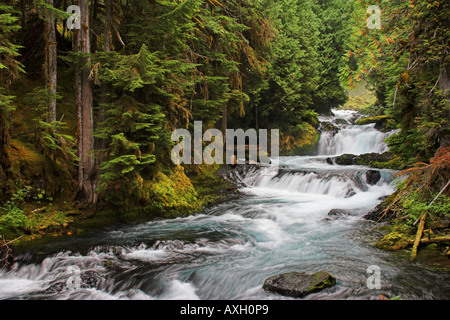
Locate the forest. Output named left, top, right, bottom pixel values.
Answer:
left=0, top=0, right=449, bottom=300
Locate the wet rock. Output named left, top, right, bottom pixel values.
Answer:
left=323, top=209, right=360, bottom=221
left=320, top=122, right=339, bottom=133
left=43, top=270, right=100, bottom=294
left=364, top=202, right=396, bottom=222
left=355, top=115, right=393, bottom=131
left=263, top=271, right=336, bottom=298
left=334, top=154, right=355, bottom=165
left=365, top=170, right=381, bottom=185
left=80, top=271, right=100, bottom=289
left=344, top=189, right=356, bottom=198
left=335, top=118, right=350, bottom=126
left=44, top=281, right=66, bottom=294
left=332, top=152, right=394, bottom=168
left=328, top=209, right=355, bottom=217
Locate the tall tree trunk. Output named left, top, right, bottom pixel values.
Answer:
left=75, top=0, right=96, bottom=206
left=221, top=104, right=227, bottom=137
left=44, top=0, right=57, bottom=123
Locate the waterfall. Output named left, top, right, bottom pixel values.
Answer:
left=317, top=109, right=392, bottom=156
left=229, top=109, right=396, bottom=199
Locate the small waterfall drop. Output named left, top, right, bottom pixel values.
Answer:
left=317, top=109, right=392, bottom=156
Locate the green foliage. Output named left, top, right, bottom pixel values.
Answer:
left=94, top=45, right=169, bottom=208
left=255, top=0, right=320, bottom=124
left=401, top=191, right=450, bottom=226
left=22, top=87, right=78, bottom=195
left=312, top=0, right=353, bottom=113
left=346, top=0, right=450, bottom=163
left=34, top=0, right=71, bottom=21
left=0, top=4, right=24, bottom=77
left=0, top=189, right=28, bottom=237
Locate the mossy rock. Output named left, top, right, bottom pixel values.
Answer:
left=320, top=122, right=339, bottom=132
left=375, top=230, right=411, bottom=250
left=280, top=123, right=320, bottom=156
left=355, top=115, right=393, bottom=131
left=263, top=271, right=336, bottom=298
left=332, top=152, right=394, bottom=168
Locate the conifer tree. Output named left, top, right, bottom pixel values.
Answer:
left=312, top=0, right=352, bottom=114
left=0, top=3, right=24, bottom=198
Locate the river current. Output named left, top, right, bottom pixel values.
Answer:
left=1, top=110, right=449, bottom=300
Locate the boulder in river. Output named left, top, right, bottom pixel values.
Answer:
left=328, top=208, right=353, bottom=216
left=365, top=170, right=381, bottom=185
left=332, top=152, right=394, bottom=168
left=263, top=271, right=336, bottom=298
left=326, top=209, right=357, bottom=219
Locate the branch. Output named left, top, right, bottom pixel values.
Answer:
left=428, top=74, right=441, bottom=96
left=413, top=180, right=450, bottom=226
left=408, top=236, right=450, bottom=246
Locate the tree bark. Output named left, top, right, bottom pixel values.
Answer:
left=221, top=104, right=227, bottom=137
left=408, top=236, right=450, bottom=246
left=44, top=0, right=57, bottom=123
left=74, top=0, right=96, bottom=206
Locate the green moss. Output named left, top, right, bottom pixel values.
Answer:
left=25, top=209, right=74, bottom=234
left=187, top=164, right=235, bottom=209
left=321, top=123, right=339, bottom=132
left=139, top=166, right=201, bottom=218
left=375, top=226, right=413, bottom=250
left=281, top=123, right=320, bottom=156
left=307, top=271, right=336, bottom=293
left=372, top=155, right=405, bottom=170
left=355, top=115, right=391, bottom=126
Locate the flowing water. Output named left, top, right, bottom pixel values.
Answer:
left=1, top=110, right=449, bottom=300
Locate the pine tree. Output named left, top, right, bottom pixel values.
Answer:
left=0, top=3, right=24, bottom=198
left=312, top=0, right=352, bottom=114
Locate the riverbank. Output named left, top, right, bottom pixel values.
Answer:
left=364, top=194, right=450, bottom=264
left=1, top=164, right=239, bottom=251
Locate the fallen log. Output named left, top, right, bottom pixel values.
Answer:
left=408, top=236, right=450, bottom=246
left=410, top=212, right=427, bottom=261
left=410, top=180, right=450, bottom=261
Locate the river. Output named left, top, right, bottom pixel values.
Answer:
left=1, top=110, right=449, bottom=300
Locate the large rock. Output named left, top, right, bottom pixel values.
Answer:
left=365, top=170, right=381, bottom=185
left=332, top=152, right=394, bottom=168
left=263, top=271, right=336, bottom=298
left=323, top=209, right=359, bottom=221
